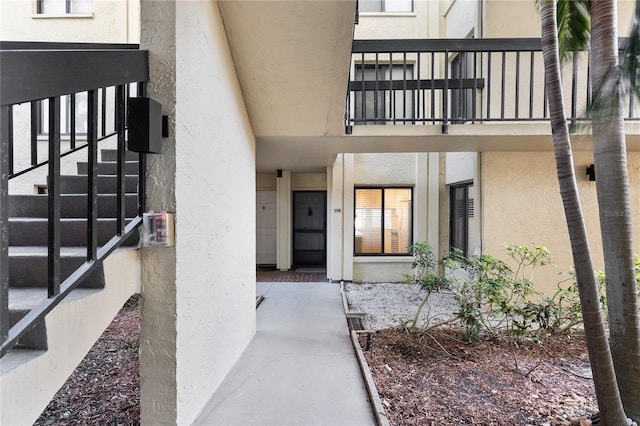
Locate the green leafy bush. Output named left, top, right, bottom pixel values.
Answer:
left=404, top=242, right=638, bottom=342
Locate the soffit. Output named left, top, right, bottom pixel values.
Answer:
left=218, top=0, right=356, bottom=139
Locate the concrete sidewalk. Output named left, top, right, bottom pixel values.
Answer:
left=194, top=282, right=376, bottom=426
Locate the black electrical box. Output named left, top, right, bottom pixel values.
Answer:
left=128, top=97, right=163, bottom=154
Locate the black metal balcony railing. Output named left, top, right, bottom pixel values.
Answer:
left=0, top=42, right=149, bottom=356
left=346, top=38, right=640, bottom=133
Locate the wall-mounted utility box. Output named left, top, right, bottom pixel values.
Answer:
left=128, top=97, right=163, bottom=154
left=142, top=211, right=175, bottom=247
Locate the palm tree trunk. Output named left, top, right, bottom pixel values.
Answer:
left=540, top=2, right=628, bottom=423
left=590, top=0, right=640, bottom=421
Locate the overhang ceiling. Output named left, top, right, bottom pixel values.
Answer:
left=218, top=0, right=356, bottom=171
left=218, top=2, right=640, bottom=173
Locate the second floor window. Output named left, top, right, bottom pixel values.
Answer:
left=37, top=0, right=93, bottom=14
left=359, top=0, right=413, bottom=13
left=354, top=64, right=415, bottom=124
left=450, top=52, right=475, bottom=123
left=355, top=187, right=413, bottom=255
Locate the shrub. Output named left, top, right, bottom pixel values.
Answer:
left=404, top=242, right=630, bottom=342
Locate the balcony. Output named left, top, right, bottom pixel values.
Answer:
left=345, top=38, right=640, bottom=151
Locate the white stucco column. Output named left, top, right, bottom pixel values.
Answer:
left=328, top=156, right=344, bottom=281
left=415, top=153, right=429, bottom=243
left=276, top=171, right=292, bottom=270
left=139, top=1, right=178, bottom=424
left=140, top=1, right=257, bottom=424
left=427, top=152, right=440, bottom=253
left=342, top=154, right=355, bottom=281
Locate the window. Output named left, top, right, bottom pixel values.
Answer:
left=449, top=182, right=476, bottom=256
left=355, top=187, right=412, bottom=255
left=37, top=0, right=93, bottom=14
left=359, top=0, right=413, bottom=13
left=450, top=52, right=475, bottom=123
left=354, top=64, right=415, bottom=124
left=38, top=93, right=88, bottom=136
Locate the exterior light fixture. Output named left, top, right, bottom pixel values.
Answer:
left=586, top=164, right=596, bottom=181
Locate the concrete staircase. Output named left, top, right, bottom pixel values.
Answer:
left=1, top=149, right=143, bottom=425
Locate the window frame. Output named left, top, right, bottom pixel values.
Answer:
left=449, top=181, right=475, bottom=257
left=359, top=0, right=414, bottom=13
left=36, top=93, right=89, bottom=138
left=36, top=0, right=93, bottom=15
left=354, top=186, right=414, bottom=256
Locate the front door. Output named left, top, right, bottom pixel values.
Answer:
left=256, top=190, right=277, bottom=265
left=293, top=191, right=326, bottom=267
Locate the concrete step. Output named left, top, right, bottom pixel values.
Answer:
left=8, top=218, right=139, bottom=247
left=59, top=174, right=139, bottom=194
left=8, top=288, right=49, bottom=350
left=100, top=149, right=140, bottom=162
left=9, top=194, right=138, bottom=218
left=77, top=161, right=139, bottom=176
left=8, top=249, right=106, bottom=289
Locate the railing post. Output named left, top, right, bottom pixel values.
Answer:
left=30, top=102, right=39, bottom=166
left=0, top=106, right=11, bottom=344
left=442, top=50, right=449, bottom=134
left=87, top=90, right=98, bottom=261
left=116, top=85, right=126, bottom=235
left=137, top=82, right=147, bottom=215
left=48, top=97, right=61, bottom=298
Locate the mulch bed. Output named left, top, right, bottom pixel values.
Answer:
left=360, top=328, right=597, bottom=425
left=33, top=294, right=599, bottom=426
left=34, top=296, right=140, bottom=426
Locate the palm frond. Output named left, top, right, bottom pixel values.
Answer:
left=557, top=0, right=591, bottom=59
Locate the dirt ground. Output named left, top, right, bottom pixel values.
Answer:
left=34, top=296, right=140, bottom=426
left=360, top=328, right=597, bottom=425
left=34, top=293, right=598, bottom=426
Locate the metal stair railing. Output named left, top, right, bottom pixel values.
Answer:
left=0, top=41, right=149, bottom=357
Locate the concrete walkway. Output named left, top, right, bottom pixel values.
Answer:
left=194, top=282, right=376, bottom=426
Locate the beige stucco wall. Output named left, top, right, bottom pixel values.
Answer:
left=0, top=0, right=139, bottom=43
left=482, top=151, right=640, bottom=295
left=483, top=0, right=635, bottom=38
left=140, top=1, right=256, bottom=424
left=256, top=172, right=277, bottom=190
left=292, top=172, right=327, bottom=190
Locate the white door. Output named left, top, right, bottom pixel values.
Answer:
left=256, top=190, right=277, bottom=265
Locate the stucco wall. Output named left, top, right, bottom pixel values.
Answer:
left=139, top=1, right=256, bottom=425
left=482, top=151, right=640, bottom=295
left=443, top=0, right=477, bottom=38
left=483, top=0, right=635, bottom=38
left=174, top=2, right=256, bottom=424
left=0, top=0, right=138, bottom=42
left=256, top=172, right=277, bottom=190
left=445, top=152, right=476, bottom=184
left=354, top=153, right=417, bottom=185
left=292, top=172, right=327, bottom=190
left=355, top=14, right=417, bottom=39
